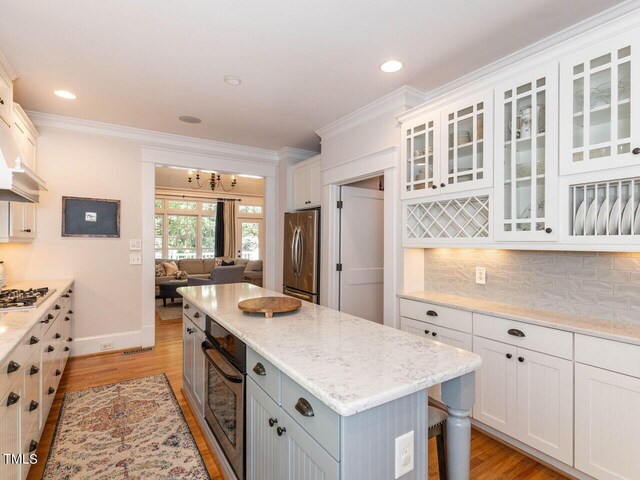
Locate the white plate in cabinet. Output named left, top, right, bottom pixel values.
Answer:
left=559, top=27, right=640, bottom=176
left=575, top=363, right=640, bottom=480
left=399, top=299, right=472, bottom=333
left=494, top=64, right=559, bottom=241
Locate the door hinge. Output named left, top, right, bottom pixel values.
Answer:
left=336, top=200, right=343, bottom=209
left=336, top=263, right=343, bottom=272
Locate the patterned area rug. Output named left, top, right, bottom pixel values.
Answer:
left=156, top=299, right=183, bottom=321
left=43, top=374, right=210, bottom=480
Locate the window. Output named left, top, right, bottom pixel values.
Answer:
left=201, top=216, right=216, bottom=259
left=154, top=199, right=164, bottom=209
left=239, top=221, right=261, bottom=260
left=238, top=205, right=262, bottom=215
left=167, top=200, right=197, bottom=210
left=167, top=215, right=197, bottom=259
left=154, top=214, right=164, bottom=259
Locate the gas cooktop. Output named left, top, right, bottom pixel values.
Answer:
left=0, top=287, right=55, bottom=311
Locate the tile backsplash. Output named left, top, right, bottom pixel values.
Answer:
left=424, top=249, right=640, bottom=323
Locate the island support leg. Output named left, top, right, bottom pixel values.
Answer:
left=441, top=372, right=475, bottom=480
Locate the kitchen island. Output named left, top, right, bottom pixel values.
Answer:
left=179, top=283, right=481, bottom=480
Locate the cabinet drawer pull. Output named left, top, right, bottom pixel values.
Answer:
left=54, top=333, right=61, bottom=339
left=55, top=369, right=62, bottom=376
left=30, top=336, right=40, bottom=345
left=426, top=310, right=438, bottom=317
left=68, top=289, right=73, bottom=294
left=29, top=400, right=39, bottom=412
left=29, top=440, right=38, bottom=453
left=507, top=328, right=525, bottom=338
left=7, top=392, right=20, bottom=406
left=518, top=356, right=525, bottom=363
left=65, top=316, right=70, bottom=321
left=633, top=147, right=640, bottom=155
left=0, top=98, right=4, bottom=105
left=277, top=426, right=286, bottom=437
left=431, top=185, right=437, bottom=190
left=431, top=332, right=437, bottom=337
left=7, top=360, right=20, bottom=373
left=268, top=417, right=278, bottom=427
left=506, top=353, right=513, bottom=359
left=62, top=294, right=70, bottom=298
left=68, top=310, right=73, bottom=314
left=184, top=304, right=190, bottom=310
left=30, top=365, right=39, bottom=375
left=64, top=346, right=70, bottom=352
left=252, top=362, right=266, bottom=376
left=545, top=227, right=553, bottom=234
left=68, top=337, right=73, bottom=342
left=193, top=312, right=200, bottom=318
left=423, top=330, right=430, bottom=334
left=54, top=304, right=61, bottom=310
left=295, top=397, right=315, bottom=417
left=186, top=327, right=194, bottom=334
left=48, top=387, right=55, bottom=395
left=46, top=345, right=55, bottom=352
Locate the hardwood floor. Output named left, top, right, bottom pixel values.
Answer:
left=28, top=313, right=567, bottom=480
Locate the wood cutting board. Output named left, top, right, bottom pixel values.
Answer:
left=238, top=296, right=302, bottom=318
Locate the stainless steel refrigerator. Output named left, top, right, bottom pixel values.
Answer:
left=283, top=209, right=320, bottom=304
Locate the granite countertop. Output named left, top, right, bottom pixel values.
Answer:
left=0, top=279, right=74, bottom=362
left=178, top=283, right=481, bottom=417
left=399, top=290, right=640, bottom=346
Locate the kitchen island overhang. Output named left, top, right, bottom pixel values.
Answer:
left=179, top=283, right=481, bottom=480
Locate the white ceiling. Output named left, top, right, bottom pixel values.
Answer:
left=155, top=167, right=264, bottom=197
left=0, top=1, right=626, bottom=151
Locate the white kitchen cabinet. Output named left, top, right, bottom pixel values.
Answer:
left=182, top=318, right=195, bottom=395
left=182, top=315, right=205, bottom=416
left=560, top=28, right=640, bottom=175
left=13, top=104, right=38, bottom=171
left=0, top=68, right=12, bottom=128
left=0, top=379, right=22, bottom=480
left=494, top=64, right=559, bottom=241
left=292, top=156, right=321, bottom=210
left=402, top=110, right=440, bottom=197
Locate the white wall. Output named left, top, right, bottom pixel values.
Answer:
left=0, top=127, right=144, bottom=348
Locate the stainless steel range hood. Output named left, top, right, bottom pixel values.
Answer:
left=0, top=122, right=46, bottom=203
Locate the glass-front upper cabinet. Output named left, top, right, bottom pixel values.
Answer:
left=494, top=65, right=559, bottom=241
left=440, top=90, right=493, bottom=195
left=560, top=28, right=640, bottom=175
left=402, top=110, right=440, bottom=198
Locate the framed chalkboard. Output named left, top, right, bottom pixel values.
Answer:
left=62, top=197, right=120, bottom=237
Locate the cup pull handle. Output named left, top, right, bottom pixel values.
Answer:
left=253, top=362, right=266, bottom=376
left=295, top=398, right=315, bottom=417
left=507, top=328, right=525, bottom=337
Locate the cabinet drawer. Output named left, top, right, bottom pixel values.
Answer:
left=60, top=290, right=72, bottom=309
left=248, top=348, right=281, bottom=403
left=401, top=317, right=472, bottom=350
left=183, top=302, right=205, bottom=330
left=22, top=419, right=39, bottom=480
left=281, top=375, right=340, bottom=461
left=22, top=361, right=40, bottom=444
left=0, top=343, right=27, bottom=400
left=473, top=314, right=573, bottom=360
left=576, top=334, right=640, bottom=379
left=400, top=299, right=472, bottom=333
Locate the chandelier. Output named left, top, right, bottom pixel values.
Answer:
left=187, top=171, right=237, bottom=192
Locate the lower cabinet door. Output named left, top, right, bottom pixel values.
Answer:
left=182, top=318, right=195, bottom=394
left=472, top=336, right=517, bottom=437
left=281, top=410, right=339, bottom=480
left=575, top=363, right=640, bottom=480
left=515, top=347, right=573, bottom=464
left=0, top=382, right=22, bottom=480
left=193, top=327, right=206, bottom=416
left=247, top=378, right=283, bottom=480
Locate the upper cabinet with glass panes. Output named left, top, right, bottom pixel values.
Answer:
left=401, top=89, right=493, bottom=199
left=560, top=29, right=640, bottom=175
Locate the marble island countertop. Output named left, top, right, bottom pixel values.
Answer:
left=0, top=279, right=74, bottom=362
left=399, top=290, right=640, bottom=346
left=178, top=283, right=481, bottom=417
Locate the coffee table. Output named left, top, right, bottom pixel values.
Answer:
left=157, top=279, right=188, bottom=307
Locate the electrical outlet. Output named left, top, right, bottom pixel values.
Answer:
left=129, top=239, right=141, bottom=250
left=394, top=430, right=414, bottom=478
left=475, top=267, right=486, bottom=285
left=100, top=341, right=114, bottom=351
left=129, top=252, right=142, bottom=265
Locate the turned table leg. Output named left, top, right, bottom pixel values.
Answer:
left=441, top=372, right=475, bottom=480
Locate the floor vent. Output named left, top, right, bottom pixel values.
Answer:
left=122, top=347, right=153, bottom=356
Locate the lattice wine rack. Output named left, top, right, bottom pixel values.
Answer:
left=406, top=195, right=490, bottom=239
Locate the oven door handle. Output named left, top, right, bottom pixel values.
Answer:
left=201, top=341, right=244, bottom=384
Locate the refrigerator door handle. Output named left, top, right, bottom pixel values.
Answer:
left=296, top=228, right=304, bottom=277
left=291, top=227, right=299, bottom=276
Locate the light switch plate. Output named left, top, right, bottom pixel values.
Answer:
left=475, top=267, right=486, bottom=285
left=394, top=430, right=414, bottom=478
left=129, top=239, right=142, bottom=250
left=129, top=252, right=142, bottom=265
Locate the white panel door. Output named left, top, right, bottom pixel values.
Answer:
left=339, top=186, right=384, bottom=324
left=247, top=379, right=283, bottom=480
left=575, top=363, right=640, bottom=480
left=516, top=347, right=573, bottom=464
left=472, top=336, right=517, bottom=437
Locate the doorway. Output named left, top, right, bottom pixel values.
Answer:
left=338, top=176, right=385, bottom=324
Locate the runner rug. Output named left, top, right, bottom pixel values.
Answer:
left=43, top=374, right=209, bottom=480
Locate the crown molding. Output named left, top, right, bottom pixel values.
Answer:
left=0, top=47, right=17, bottom=82
left=398, top=0, right=640, bottom=124
left=315, top=85, right=425, bottom=140
left=27, top=111, right=280, bottom=165
left=278, top=147, right=319, bottom=163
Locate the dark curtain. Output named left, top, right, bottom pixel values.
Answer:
left=214, top=201, right=225, bottom=257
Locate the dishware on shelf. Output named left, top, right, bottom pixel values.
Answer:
left=516, top=162, right=531, bottom=178
left=414, top=148, right=426, bottom=157
left=608, top=197, right=622, bottom=235
left=457, top=130, right=471, bottom=145
left=634, top=202, right=640, bottom=234
left=596, top=197, right=610, bottom=235
left=574, top=200, right=586, bottom=235
left=594, top=81, right=612, bottom=107
left=584, top=197, right=601, bottom=235
left=621, top=198, right=637, bottom=235
left=516, top=107, right=532, bottom=139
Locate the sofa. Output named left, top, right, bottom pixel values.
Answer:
left=187, top=264, right=247, bottom=286
left=155, top=257, right=263, bottom=286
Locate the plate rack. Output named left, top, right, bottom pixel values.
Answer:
left=570, top=176, right=640, bottom=236
left=406, top=195, right=490, bottom=239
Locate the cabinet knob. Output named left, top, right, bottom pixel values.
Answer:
left=29, top=400, right=39, bottom=412
left=506, top=353, right=512, bottom=359
left=186, top=327, right=194, bottom=334
left=54, top=304, right=61, bottom=310
left=426, top=310, right=438, bottom=317
left=67, top=337, right=73, bottom=342
left=29, top=440, right=38, bottom=453
left=184, top=304, right=190, bottom=309
left=432, top=332, right=437, bottom=337
left=518, top=356, right=525, bottom=363
left=440, top=183, right=446, bottom=188
left=30, top=365, right=39, bottom=375
left=22, top=229, right=31, bottom=233
left=48, top=386, right=55, bottom=395
left=54, top=333, right=61, bottom=339
left=0, top=98, right=4, bottom=105
left=62, top=294, right=70, bottom=298
left=30, top=336, right=39, bottom=345
left=268, top=418, right=278, bottom=427
left=48, top=313, right=54, bottom=319
left=545, top=227, right=553, bottom=233
left=65, top=316, right=70, bottom=321
left=431, top=185, right=438, bottom=190
left=46, top=345, right=55, bottom=353
left=276, top=426, right=286, bottom=437
left=6, top=392, right=20, bottom=406
left=633, top=147, right=640, bottom=155
left=193, top=312, right=200, bottom=318
left=68, top=310, right=74, bottom=314
left=424, top=330, right=430, bottom=334
left=55, top=369, right=62, bottom=376
left=253, top=362, right=266, bottom=376
left=64, top=346, right=70, bottom=352
left=7, top=360, right=20, bottom=373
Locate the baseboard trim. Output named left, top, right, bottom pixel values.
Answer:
left=70, top=329, right=147, bottom=357
left=470, top=420, right=597, bottom=480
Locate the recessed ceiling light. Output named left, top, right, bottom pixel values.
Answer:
left=380, top=60, right=403, bottom=73
left=54, top=90, right=76, bottom=100
left=224, top=75, right=242, bottom=86
left=179, top=115, right=202, bottom=124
